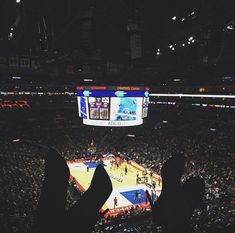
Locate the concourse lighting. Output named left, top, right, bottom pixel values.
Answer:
left=16, top=0, right=21, bottom=3
left=172, top=16, right=177, bottom=20
left=150, top=93, right=235, bottom=99
left=181, top=18, right=185, bottom=21
left=182, top=43, right=185, bottom=47
left=169, top=45, right=173, bottom=48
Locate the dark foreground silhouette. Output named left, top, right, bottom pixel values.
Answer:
left=32, top=148, right=112, bottom=233
left=152, top=155, right=205, bottom=233
left=33, top=149, right=204, bottom=233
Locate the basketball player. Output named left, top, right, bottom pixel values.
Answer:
left=114, top=197, right=118, bottom=208
left=125, top=165, right=128, bottom=175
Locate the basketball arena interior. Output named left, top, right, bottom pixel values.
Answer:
left=0, top=1, right=234, bottom=233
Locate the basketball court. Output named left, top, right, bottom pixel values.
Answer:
left=67, top=157, right=162, bottom=217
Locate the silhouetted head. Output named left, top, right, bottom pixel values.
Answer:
left=152, top=155, right=205, bottom=233
left=161, top=154, right=185, bottom=185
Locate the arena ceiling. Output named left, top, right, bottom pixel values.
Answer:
left=0, top=0, right=235, bottom=85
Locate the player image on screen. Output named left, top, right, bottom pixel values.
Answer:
left=88, top=97, right=110, bottom=120
left=100, top=97, right=109, bottom=119
left=115, top=98, right=137, bottom=121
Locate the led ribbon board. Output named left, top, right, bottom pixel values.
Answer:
left=76, top=86, right=149, bottom=127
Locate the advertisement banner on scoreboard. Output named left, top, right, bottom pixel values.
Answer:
left=82, top=118, right=143, bottom=127
left=76, top=90, right=149, bottom=98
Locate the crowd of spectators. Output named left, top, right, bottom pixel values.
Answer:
left=0, top=105, right=234, bottom=232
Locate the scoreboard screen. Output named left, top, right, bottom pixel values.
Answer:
left=76, top=86, right=149, bottom=127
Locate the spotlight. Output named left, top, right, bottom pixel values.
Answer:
left=188, top=36, right=193, bottom=41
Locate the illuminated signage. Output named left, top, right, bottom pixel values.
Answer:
left=77, top=86, right=149, bottom=127
left=76, top=90, right=149, bottom=97
left=0, top=100, right=30, bottom=109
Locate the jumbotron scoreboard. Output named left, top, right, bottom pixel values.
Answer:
left=76, top=86, right=149, bottom=127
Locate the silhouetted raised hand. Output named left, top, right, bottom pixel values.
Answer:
left=152, top=155, right=205, bottom=233
left=32, top=148, right=112, bottom=233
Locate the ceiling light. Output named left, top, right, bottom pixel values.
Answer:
left=182, top=43, right=185, bottom=47
left=181, top=18, right=185, bottom=21
left=16, top=0, right=21, bottom=3
left=226, top=25, right=234, bottom=30
left=83, top=79, right=93, bottom=82
left=169, top=45, right=173, bottom=48
left=210, top=128, right=216, bottom=131
left=172, top=16, right=177, bottom=20
left=188, top=36, right=193, bottom=41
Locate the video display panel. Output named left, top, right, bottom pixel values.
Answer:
left=76, top=86, right=149, bottom=127
left=78, top=96, right=88, bottom=119
left=88, top=97, right=110, bottom=120
left=142, top=97, right=149, bottom=118
left=110, top=97, right=142, bottom=121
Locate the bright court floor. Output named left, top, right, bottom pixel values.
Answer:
left=67, top=158, right=162, bottom=216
